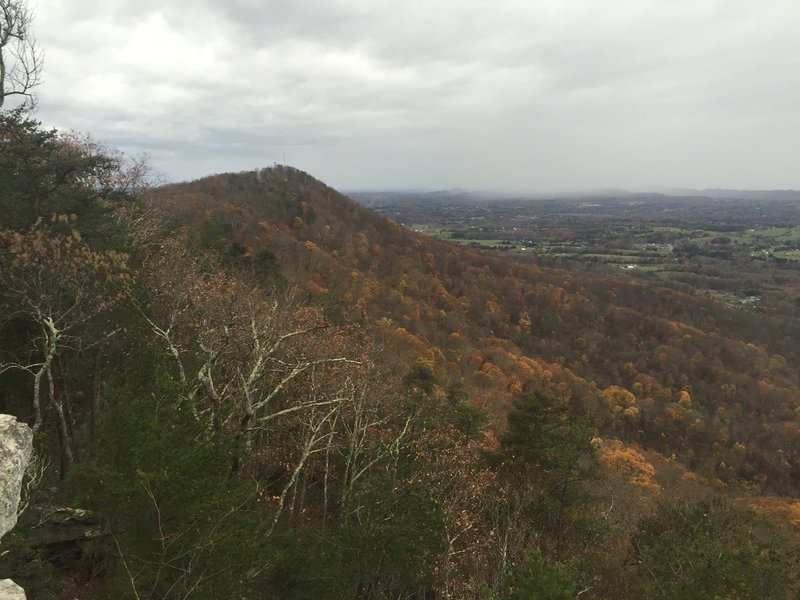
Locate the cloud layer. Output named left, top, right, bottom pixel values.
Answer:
left=31, top=0, right=800, bottom=191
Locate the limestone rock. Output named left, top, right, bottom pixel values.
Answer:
left=0, top=579, right=25, bottom=600
left=0, top=415, right=33, bottom=540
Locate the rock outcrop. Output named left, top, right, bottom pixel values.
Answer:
left=0, top=414, right=34, bottom=600
left=0, top=415, right=32, bottom=538
left=0, top=579, right=25, bottom=600
left=21, top=506, right=101, bottom=548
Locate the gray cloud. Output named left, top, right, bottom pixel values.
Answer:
left=27, top=0, right=800, bottom=190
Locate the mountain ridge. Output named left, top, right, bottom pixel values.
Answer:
left=151, top=165, right=800, bottom=495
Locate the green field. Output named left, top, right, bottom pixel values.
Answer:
left=411, top=222, right=800, bottom=276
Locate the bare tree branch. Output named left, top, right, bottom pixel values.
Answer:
left=0, top=0, right=43, bottom=109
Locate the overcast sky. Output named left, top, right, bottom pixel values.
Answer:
left=29, top=0, right=800, bottom=192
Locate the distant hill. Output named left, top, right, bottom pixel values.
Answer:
left=654, top=188, right=800, bottom=202
left=347, top=188, right=636, bottom=207
left=350, top=187, right=800, bottom=207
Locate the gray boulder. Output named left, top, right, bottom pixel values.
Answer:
left=0, top=415, right=32, bottom=539
left=0, top=414, right=33, bottom=600
left=0, top=580, right=25, bottom=600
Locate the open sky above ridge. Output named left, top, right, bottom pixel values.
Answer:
left=30, top=0, right=800, bottom=192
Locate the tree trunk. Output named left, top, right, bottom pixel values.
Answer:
left=31, top=365, right=43, bottom=431
left=47, top=366, right=73, bottom=478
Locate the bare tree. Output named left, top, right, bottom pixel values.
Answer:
left=0, top=0, right=43, bottom=109
left=134, top=238, right=366, bottom=468
left=0, top=216, right=130, bottom=477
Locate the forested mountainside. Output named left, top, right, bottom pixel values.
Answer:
left=158, top=167, right=800, bottom=495
left=1, top=110, right=799, bottom=599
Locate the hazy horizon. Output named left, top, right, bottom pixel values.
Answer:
left=343, top=185, right=800, bottom=197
